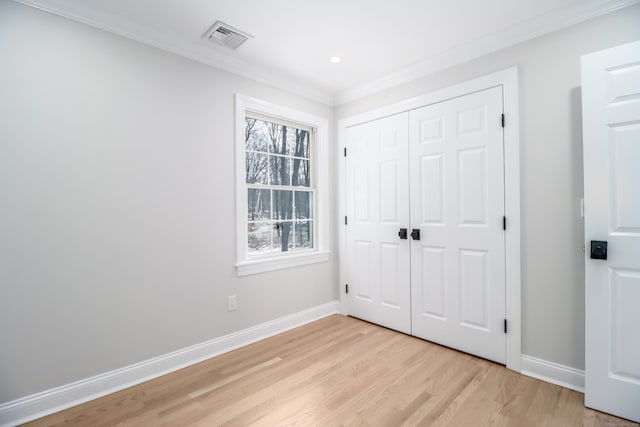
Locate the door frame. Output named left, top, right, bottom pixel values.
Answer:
left=337, top=67, right=522, bottom=372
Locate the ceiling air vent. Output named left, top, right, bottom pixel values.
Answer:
left=202, top=21, right=252, bottom=50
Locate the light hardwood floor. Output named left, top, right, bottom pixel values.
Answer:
left=23, top=315, right=638, bottom=426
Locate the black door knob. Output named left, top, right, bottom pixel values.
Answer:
left=398, top=228, right=408, bottom=239
left=590, top=240, right=607, bottom=260
left=411, top=229, right=420, bottom=240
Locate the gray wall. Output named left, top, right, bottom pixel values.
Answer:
left=0, top=1, right=337, bottom=404
left=336, top=3, right=640, bottom=371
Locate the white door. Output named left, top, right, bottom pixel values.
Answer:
left=345, top=113, right=411, bottom=334
left=409, top=87, right=506, bottom=364
left=582, top=40, right=640, bottom=423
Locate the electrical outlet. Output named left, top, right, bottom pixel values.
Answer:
left=228, top=295, right=237, bottom=311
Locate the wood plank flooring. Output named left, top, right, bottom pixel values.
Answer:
left=23, top=315, right=638, bottom=426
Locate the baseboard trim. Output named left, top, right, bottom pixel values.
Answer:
left=0, top=301, right=340, bottom=427
left=521, top=354, right=585, bottom=393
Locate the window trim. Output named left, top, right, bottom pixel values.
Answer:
left=235, top=94, right=330, bottom=276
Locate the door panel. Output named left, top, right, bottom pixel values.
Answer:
left=611, top=124, right=640, bottom=231
left=420, top=154, right=445, bottom=224
left=380, top=161, right=400, bottom=223
left=420, top=246, right=446, bottom=319
left=380, top=243, right=401, bottom=307
left=460, top=249, right=489, bottom=330
left=410, top=87, right=506, bottom=364
left=458, top=147, right=488, bottom=225
left=610, top=269, right=640, bottom=381
left=345, top=113, right=411, bottom=334
left=582, top=40, right=640, bottom=422
left=353, top=241, right=372, bottom=300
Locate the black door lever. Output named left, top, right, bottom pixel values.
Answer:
left=398, top=228, right=408, bottom=239
left=411, top=229, right=420, bottom=240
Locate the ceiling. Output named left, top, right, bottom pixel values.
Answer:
left=14, top=0, right=639, bottom=104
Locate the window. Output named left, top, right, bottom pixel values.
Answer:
left=235, top=95, right=329, bottom=276
left=246, top=115, right=314, bottom=253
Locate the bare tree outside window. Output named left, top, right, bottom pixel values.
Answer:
left=246, top=116, right=314, bottom=255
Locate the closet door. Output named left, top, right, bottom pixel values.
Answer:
left=409, top=87, right=506, bottom=363
left=345, top=113, right=411, bottom=334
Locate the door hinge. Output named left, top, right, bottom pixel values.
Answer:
left=345, top=284, right=349, bottom=294
left=501, top=114, right=505, bottom=128
left=503, top=216, right=507, bottom=230
left=345, top=216, right=348, bottom=225
left=504, top=319, right=508, bottom=334
left=344, top=147, right=347, bottom=157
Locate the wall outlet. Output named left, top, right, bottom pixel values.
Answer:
left=228, top=295, right=237, bottom=311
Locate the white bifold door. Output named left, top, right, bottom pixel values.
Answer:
left=409, top=87, right=506, bottom=363
left=346, top=87, right=506, bottom=364
left=582, top=40, right=640, bottom=423
left=345, top=113, right=411, bottom=334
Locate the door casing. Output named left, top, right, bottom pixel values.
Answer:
left=337, top=67, right=521, bottom=372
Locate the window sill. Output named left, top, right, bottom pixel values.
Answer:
left=236, top=251, right=330, bottom=276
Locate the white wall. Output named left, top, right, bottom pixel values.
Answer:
left=0, top=1, right=337, bottom=404
left=336, top=4, right=640, bottom=371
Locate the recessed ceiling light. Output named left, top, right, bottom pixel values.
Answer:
left=329, top=56, right=342, bottom=64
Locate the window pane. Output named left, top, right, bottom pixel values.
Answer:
left=247, top=189, right=270, bottom=221
left=266, top=122, right=285, bottom=154
left=273, top=190, right=293, bottom=220
left=294, top=221, right=313, bottom=249
left=269, top=156, right=291, bottom=186
left=245, top=118, right=269, bottom=152
left=294, top=191, right=313, bottom=220
left=248, top=222, right=271, bottom=254
left=246, top=152, right=268, bottom=184
left=285, top=127, right=297, bottom=156
left=292, top=129, right=310, bottom=159
left=292, top=159, right=310, bottom=187
left=272, top=221, right=294, bottom=252
left=271, top=123, right=297, bottom=157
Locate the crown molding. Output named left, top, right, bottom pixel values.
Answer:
left=11, top=0, right=640, bottom=107
left=11, top=0, right=335, bottom=106
left=333, top=0, right=640, bottom=105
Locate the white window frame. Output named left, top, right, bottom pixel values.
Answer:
left=235, top=94, right=330, bottom=276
